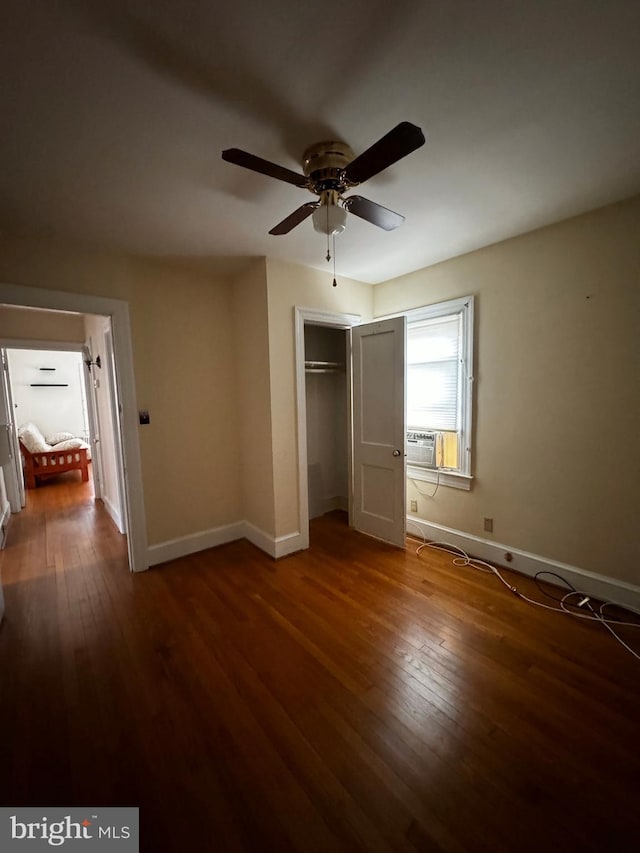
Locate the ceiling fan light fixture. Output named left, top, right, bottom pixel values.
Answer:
left=222, top=122, right=425, bottom=238
left=312, top=201, right=347, bottom=236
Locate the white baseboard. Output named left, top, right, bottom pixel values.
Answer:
left=242, top=523, right=304, bottom=558
left=145, top=513, right=640, bottom=614
left=242, top=521, right=277, bottom=558
left=407, top=515, right=640, bottom=614
left=0, top=500, right=10, bottom=549
left=102, top=495, right=125, bottom=535
left=148, top=521, right=245, bottom=566
left=147, top=519, right=305, bottom=566
left=274, top=530, right=304, bottom=558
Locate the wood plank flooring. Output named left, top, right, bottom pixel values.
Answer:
left=1, top=477, right=639, bottom=851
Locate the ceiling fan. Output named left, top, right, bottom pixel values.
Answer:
left=222, top=121, right=425, bottom=237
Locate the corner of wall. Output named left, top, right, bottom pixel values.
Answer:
left=230, top=258, right=277, bottom=537
left=264, top=257, right=374, bottom=540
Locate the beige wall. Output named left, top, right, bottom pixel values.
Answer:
left=231, top=259, right=275, bottom=536
left=2, top=194, right=637, bottom=582
left=0, top=305, right=85, bottom=342
left=6, top=348, right=87, bottom=438
left=131, top=260, right=241, bottom=544
left=265, top=258, right=374, bottom=537
left=0, top=236, right=241, bottom=546
left=374, top=195, right=640, bottom=584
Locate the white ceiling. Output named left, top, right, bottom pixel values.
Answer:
left=1, top=0, right=639, bottom=283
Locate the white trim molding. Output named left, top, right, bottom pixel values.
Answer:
left=294, top=306, right=361, bottom=552
left=0, top=500, right=10, bottom=548
left=0, top=338, right=85, bottom=352
left=408, top=467, right=473, bottom=491
left=148, top=521, right=304, bottom=565
left=407, top=515, right=640, bottom=615
left=274, top=530, right=304, bottom=559
left=102, top=495, right=125, bottom=536
left=0, top=282, right=148, bottom=572
left=148, top=522, right=245, bottom=566
left=378, top=295, right=475, bottom=485
left=242, top=521, right=277, bottom=557
left=243, top=523, right=304, bottom=559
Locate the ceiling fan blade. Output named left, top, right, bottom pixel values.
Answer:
left=344, top=196, right=405, bottom=231
left=269, top=202, right=318, bottom=235
left=222, top=148, right=309, bottom=188
left=344, top=122, right=425, bottom=185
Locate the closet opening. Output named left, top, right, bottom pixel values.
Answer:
left=304, top=324, right=349, bottom=522
left=294, top=307, right=361, bottom=551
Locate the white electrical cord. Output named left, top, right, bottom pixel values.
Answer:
left=409, top=470, right=440, bottom=499
left=407, top=524, right=640, bottom=661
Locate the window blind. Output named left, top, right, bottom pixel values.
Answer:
left=407, top=314, right=460, bottom=431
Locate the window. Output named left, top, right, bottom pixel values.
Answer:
left=405, top=295, right=474, bottom=489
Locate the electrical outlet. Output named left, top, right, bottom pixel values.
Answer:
left=483, top=517, right=493, bottom=533
left=410, top=499, right=418, bottom=513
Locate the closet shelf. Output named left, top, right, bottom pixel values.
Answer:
left=305, top=360, right=345, bottom=374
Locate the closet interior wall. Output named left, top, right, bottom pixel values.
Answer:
left=304, top=325, right=348, bottom=520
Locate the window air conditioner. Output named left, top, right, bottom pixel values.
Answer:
left=406, top=430, right=443, bottom=469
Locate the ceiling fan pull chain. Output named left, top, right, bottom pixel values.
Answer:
left=326, top=230, right=331, bottom=262
left=332, top=235, right=337, bottom=287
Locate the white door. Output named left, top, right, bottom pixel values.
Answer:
left=0, top=349, right=25, bottom=511
left=103, top=326, right=127, bottom=534
left=351, top=317, right=406, bottom=547
left=82, top=344, right=103, bottom=500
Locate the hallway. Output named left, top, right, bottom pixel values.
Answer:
left=0, top=477, right=133, bottom=817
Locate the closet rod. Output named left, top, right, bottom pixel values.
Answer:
left=304, top=360, right=344, bottom=371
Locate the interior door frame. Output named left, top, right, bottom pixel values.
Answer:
left=82, top=342, right=103, bottom=501
left=0, top=283, right=148, bottom=573
left=2, top=340, right=96, bottom=506
left=294, top=307, right=361, bottom=550
left=0, top=347, right=24, bottom=511
left=102, top=324, right=127, bottom=533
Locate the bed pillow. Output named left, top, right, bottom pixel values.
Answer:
left=46, top=431, right=75, bottom=446
left=18, top=423, right=50, bottom=453
left=51, top=438, right=87, bottom=451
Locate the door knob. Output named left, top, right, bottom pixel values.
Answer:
left=392, top=449, right=401, bottom=457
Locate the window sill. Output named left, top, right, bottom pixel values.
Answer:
left=407, top=465, right=473, bottom=491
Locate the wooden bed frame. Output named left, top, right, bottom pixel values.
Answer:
left=19, top=440, right=89, bottom=489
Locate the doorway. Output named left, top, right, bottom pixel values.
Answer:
left=304, top=324, right=349, bottom=521
left=294, top=307, right=360, bottom=550
left=295, top=307, right=408, bottom=551
left=1, top=331, right=126, bottom=546
left=0, top=283, right=147, bottom=572
left=4, top=345, right=93, bottom=498
left=2, top=331, right=126, bottom=536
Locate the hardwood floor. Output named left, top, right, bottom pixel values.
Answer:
left=1, top=478, right=639, bottom=851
